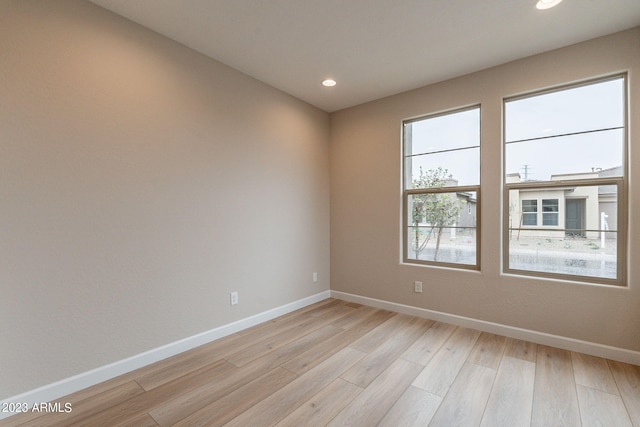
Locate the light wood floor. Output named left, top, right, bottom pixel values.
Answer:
left=3, top=298, right=639, bottom=426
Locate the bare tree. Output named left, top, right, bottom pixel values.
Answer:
left=411, top=167, right=463, bottom=260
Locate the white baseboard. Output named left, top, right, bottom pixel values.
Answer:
left=331, top=290, right=640, bottom=366
left=0, top=290, right=331, bottom=420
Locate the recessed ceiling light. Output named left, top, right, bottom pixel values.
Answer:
left=322, top=79, right=337, bottom=87
left=536, top=0, right=562, bottom=10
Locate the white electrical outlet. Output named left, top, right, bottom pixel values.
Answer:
left=312, top=272, right=318, bottom=282
left=414, top=281, right=423, bottom=293
left=230, top=291, right=239, bottom=305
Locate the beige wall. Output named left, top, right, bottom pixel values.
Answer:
left=331, top=28, right=640, bottom=352
left=0, top=0, right=330, bottom=399
left=2, top=0, right=638, bottom=404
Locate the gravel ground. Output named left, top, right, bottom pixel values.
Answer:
left=509, top=235, right=616, bottom=255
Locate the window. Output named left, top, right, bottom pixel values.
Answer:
left=403, top=106, right=480, bottom=269
left=542, top=199, right=559, bottom=226
left=504, top=75, right=627, bottom=285
left=522, top=200, right=537, bottom=226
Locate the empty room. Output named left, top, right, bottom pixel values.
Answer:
left=1, top=0, right=639, bottom=425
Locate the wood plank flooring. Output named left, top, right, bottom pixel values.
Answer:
left=2, top=298, right=639, bottom=426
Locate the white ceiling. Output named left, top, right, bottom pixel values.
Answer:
left=89, top=0, right=640, bottom=112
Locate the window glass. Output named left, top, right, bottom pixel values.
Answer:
left=406, top=148, right=480, bottom=188
left=508, top=186, right=618, bottom=280
left=505, top=78, right=624, bottom=143
left=403, top=107, right=480, bottom=269
left=504, top=76, right=625, bottom=285
left=504, top=130, right=623, bottom=180
left=407, top=193, right=477, bottom=265
left=542, top=199, right=559, bottom=226
left=406, top=108, right=480, bottom=155
left=521, top=200, right=537, bottom=226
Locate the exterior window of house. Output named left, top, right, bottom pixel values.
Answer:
left=542, top=199, right=559, bottom=226
left=522, top=200, right=537, bottom=226
left=403, top=106, right=480, bottom=269
left=504, top=75, right=627, bottom=285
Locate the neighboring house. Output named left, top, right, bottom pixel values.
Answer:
left=456, top=191, right=477, bottom=229
left=411, top=177, right=477, bottom=237
left=440, top=178, right=477, bottom=229
left=507, top=166, right=621, bottom=240
left=411, top=190, right=476, bottom=245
